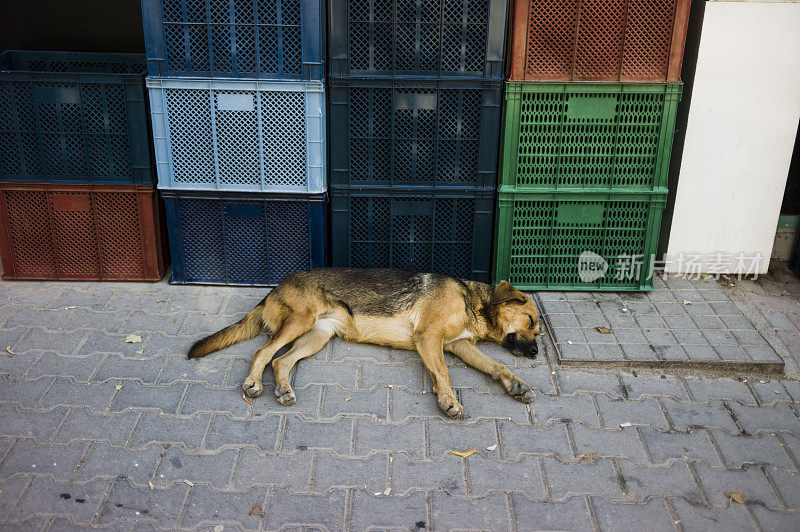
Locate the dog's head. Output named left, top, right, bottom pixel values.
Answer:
left=490, top=280, right=540, bottom=358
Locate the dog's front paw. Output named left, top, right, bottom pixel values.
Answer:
left=274, top=384, right=296, bottom=406
left=507, top=378, right=535, bottom=404
left=438, top=395, right=463, bottom=419
left=243, top=377, right=263, bottom=398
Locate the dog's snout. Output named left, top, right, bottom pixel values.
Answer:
left=530, top=342, right=538, bottom=356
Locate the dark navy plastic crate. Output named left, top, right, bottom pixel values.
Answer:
left=329, top=77, right=502, bottom=189
left=0, top=51, right=153, bottom=185
left=142, top=0, right=323, bottom=80
left=331, top=186, right=494, bottom=281
left=328, top=0, right=508, bottom=78
left=162, top=189, right=327, bottom=286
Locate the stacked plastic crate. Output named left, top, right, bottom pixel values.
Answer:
left=327, top=0, right=508, bottom=282
left=493, top=0, right=691, bottom=290
left=0, top=51, right=167, bottom=281
left=142, top=0, right=326, bottom=285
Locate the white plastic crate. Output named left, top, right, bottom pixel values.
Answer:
left=147, top=77, right=325, bottom=193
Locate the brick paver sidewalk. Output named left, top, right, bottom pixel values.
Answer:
left=0, top=273, right=799, bottom=530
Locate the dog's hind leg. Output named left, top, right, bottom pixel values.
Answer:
left=414, top=333, right=463, bottom=418
left=242, top=313, right=316, bottom=398
left=270, top=323, right=334, bottom=406
left=445, top=339, right=535, bottom=404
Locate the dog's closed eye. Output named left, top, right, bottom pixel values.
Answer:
left=528, top=315, right=535, bottom=328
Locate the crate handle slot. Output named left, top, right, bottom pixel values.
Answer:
left=34, top=85, right=80, bottom=104
left=395, top=92, right=437, bottom=111
left=225, top=203, right=262, bottom=218
left=52, top=195, right=91, bottom=212
left=216, top=93, right=255, bottom=112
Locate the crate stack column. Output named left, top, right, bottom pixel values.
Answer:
left=141, top=0, right=326, bottom=286
left=493, top=0, right=692, bottom=291
left=326, top=0, right=509, bottom=282
left=0, top=51, right=167, bottom=281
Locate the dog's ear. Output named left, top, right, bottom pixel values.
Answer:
left=490, top=280, right=527, bottom=306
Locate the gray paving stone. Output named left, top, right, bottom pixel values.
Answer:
left=97, top=477, right=188, bottom=528
left=62, top=309, right=128, bottom=334
left=595, top=396, right=669, bottom=431
left=661, top=399, right=739, bottom=433
left=605, top=313, right=638, bottom=329
left=24, top=352, right=103, bottom=382
left=727, top=403, right=800, bottom=434
left=39, top=378, right=116, bottom=411
left=498, top=421, right=572, bottom=461
left=15, top=330, right=86, bottom=356
left=233, top=449, right=313, bottom=491
left=552, top=327, right=586, bottom=345
left=683, top=344, right=722, bottom=361
left=547, top=313, right=580, bottom=328
left=613, top=328, right=649, bottom=344
left=556, top=342, right=592, bottom=360
left=164, top=293, right=227, bottom=315
left=749, top=379, right=793, bottom=405
left=0, top=439, right=87, bottom=481
left=721, top=314, right=758, bottom=330
left=78, top=330, right=131, bottom=356
left=142, top=332, right=203, bottom=358
left=50, top=289, right=112, bottom=311
left=715, top=345, right=751, bottom=362
left=640, top=428, right=723, bottom=467
left=281, top=416, right=353, bottom=455
left=618, top=460, right=702, bottom=503
left=155, top=354, right=226, bottom=387
left=93, top=354, right=167, bottom=384
left=508, top=364, right=557, bottom=395
left=294, top=359, right=359, bottom=390
left=181, top=484, right=266, bottom=530
left=53, top=409, right=139, bottom=447
left=672, top=328, right=710, bottom=345
left=389, top=388, right=444, bottom=422
left=620, top=343, right=661, bottom=361
left=590, top=496, right=676, bottom=532
left=360, top=359, right=426, bottom=393
left=106, top=292, right=170, bottom=313
left=264, top=489, right=346, bottom=531
left=13, top=476, right=109, bottom=525
left=765, top=310, right=800, bottom=332
left=711, top=431, right=795, bottom=470
left=570, top=425, right=647, bottom=464
left=349, top=489, right=428, bottom=531
left=467, top=454, right=544, bottom=498
left=248, top=385, right=323, bottom=421
left=391, top=454, right=464, bottom=496
left=540, top=300, right=572, bottom=314
left=583, top=327, right=618, bottom=344
left=749, top=504, right=800, bottom=532
left=458, top=389, right=530, bottom=424
left=204, top=413, right=281, bottom=452
left=634, top=315, right=668, bottom=330
left=428, top=419, right=499, bottom=460
left=0, top=327, right=29, bottom=351
left=557, top=370, right=622, bottom=398
left=670, top=497, right=757, bottom=531
left=444, top=365, right=491, bottom=393
left=75, top=442, right=163, bottom=487
left=2, top=287, right=62, bottom=308
left=5, top=308, right=70, bottom=331
left=589, top=343, right=626, bottom=360
left=0, top=376, right=55, bottom=408
left=353, top=418, right=426, bottom=459
left=110, top=381, right=186, bottom=415
left=129, top=412, right=211, bottom=451
left=685, top=376, right=757, bottom=405
left=532, top=393, right=600, bottom=428
left=542, top=457, right=622, bottom=500
left=511, top=493, right=593, bottom=532
left=620, top=373, right=689, bottom=402
left=0, top=476, right=31, bottom=521
left=321, top=386, right=388, bottom=420
left=694, top=463, right=781, bottom=509
left=154, top=446, right=237, bottom=489
left=731, top=329, right=770, bottom=346
left=431, top=490, right=510, bottom=531
left=783, top=380, right=800, bottom=403
left=313, top=451, right=388, bottom=494
left=179, top=383, right=252, bottom=418
left=123, top=311, right=184, bottom=337
left=329, top=339, right=392, bottom=363
left=644, top=329, right=678, bottom=346
left=0, top=405, right=68, bottom=442
left=764, top=466, right=800, bottom=509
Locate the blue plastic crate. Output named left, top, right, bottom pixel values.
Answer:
left=148, top=77, right=325, bottom=193
left=142, top=0, right=323, bottom=80
left=329, top=77, right=502, bottom=190
left=162, top=189, right=327, bottom=286
left=330, top=186, right=494, bottom=281
left=0, top=51, right=153, bottom=185
left=328, top=0, right=508, bottom=79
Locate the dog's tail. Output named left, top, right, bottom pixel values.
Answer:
left=187, top=295, right=278, bottom=359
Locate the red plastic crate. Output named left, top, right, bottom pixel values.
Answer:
left=507, top=0, right=691, bottom=82
left=0, top=183, right=167, bottom=281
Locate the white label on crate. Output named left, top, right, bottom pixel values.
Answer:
left=578, top=251, right=608, bottom=283
left=216, top=93, right=255, bottom=111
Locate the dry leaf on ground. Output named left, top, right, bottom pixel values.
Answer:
left=726, top=491, right=746, bottom=504
left=451, top=449, right=477, bottom=458
left=595, top=327, right=613, bottom=334
left=123, top=334, right=142, bottom=343
left=249, top=506, right=263, bottom=516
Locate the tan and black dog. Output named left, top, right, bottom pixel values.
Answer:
left=188, top=268, right=541, bottom=418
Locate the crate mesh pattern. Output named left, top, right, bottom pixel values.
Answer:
left=332, top=190, right=493, bottom=281
left=513, top=0, right=686, bottom=82
left=165, top=193, right=324, bottom=286
left=0, top=185, right=164, bottom=281
left=495, top=193, right=665, bottom=290
left=150, top=80, right=324, bottom=193
left=152, top=0, right=313, bottom=78
left=502, top=83, right=681, bottom=191
left=0, top=52, right=151, bottom=185
left=330, top=79, right=501, bottom=188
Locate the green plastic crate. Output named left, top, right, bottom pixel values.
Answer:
left=500, top=82, right=682, bottom=193
left=493, top=191, right=667, bottom=291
